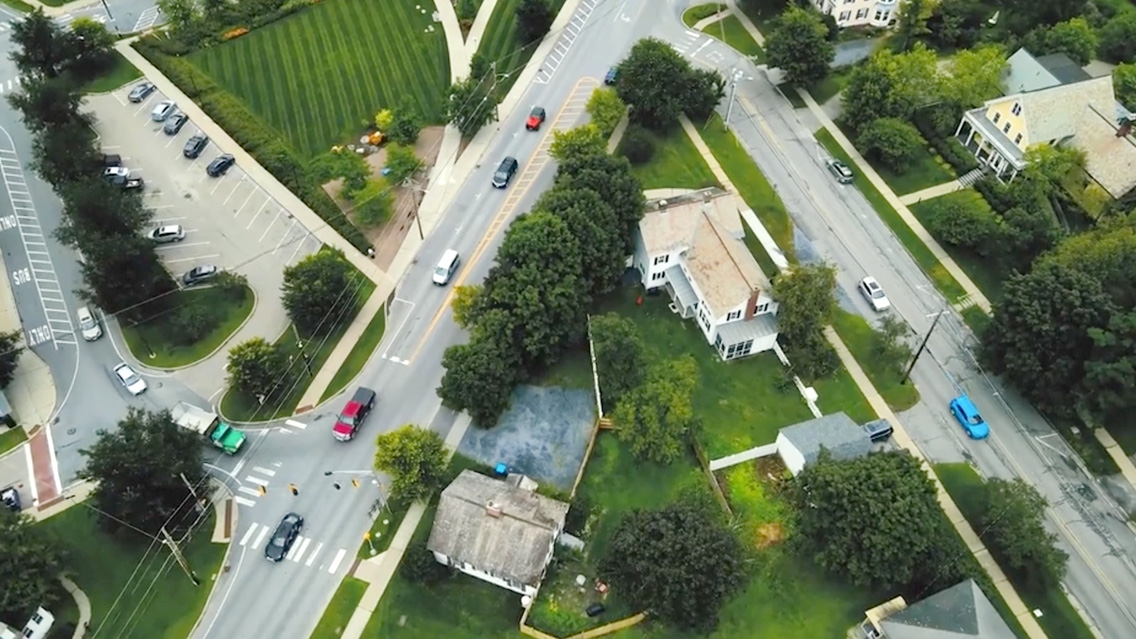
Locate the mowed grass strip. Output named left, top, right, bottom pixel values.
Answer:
left=476, top=0, right=567, bottom=96
left=190, top=0, right=449, bottom=158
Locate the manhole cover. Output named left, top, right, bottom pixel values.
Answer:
left=67, top=428, right=76, bottom=435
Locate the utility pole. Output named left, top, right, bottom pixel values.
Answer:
left=901, top=311, right=945, bottom=385
left=160, top=526, right=200, bottom=586
left=180, top=473, right=205, bottom=512
left=723, top=67, right=743, bottom=130
left=401, top=178, right=427, bottom=240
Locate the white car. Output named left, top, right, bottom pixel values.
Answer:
left=113, top=363, right=147, bottom=395
left=104, top=166, right=130, bottom=179
left=151, top=100, right=177, bottom=122
left=76, top=306, right=102, bottom=341
left=859, top=276, right=891, bottom=312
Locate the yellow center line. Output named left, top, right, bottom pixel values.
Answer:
left=406, top=77, right=601, bottom=362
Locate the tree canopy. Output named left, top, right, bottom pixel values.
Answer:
left=978, top=478, right=1068, bottom=587
left=227, top=337, right=285, bottom=401
left=373, top=425, right=449, bottom=501
left=614, top=37, right=724, bottom=129
left=613, top=355, right=699, bottom=464
left=0, top=330, right=24, bottom=389
left=590, top=312, right=646, bottom=413
left=281, top=248, right=361, bottom=336
left=765, top=5, right=835, bottom=86
left=0, top=509, right=66, bottom=622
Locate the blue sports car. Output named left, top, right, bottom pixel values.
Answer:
left=949, top=395, right=989, bottom=440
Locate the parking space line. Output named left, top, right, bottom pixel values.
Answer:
left=232, top=188, right=258, bottom=214
left=245, top=205, right=273, bottom=231
left=156, top=241, right=211, bottom=251
left=257, top=211, right=282, bottom=243
left=287, top=238, right=308, bottom=265
left=239, top=198, right=268, bottom=221
left=165, top=254, right=221, bottom=264
left=274, top=219, right=297, bottom=254
left=222, top=179, right=249, bottom=205
left=209, top=177, right=228, bottom=196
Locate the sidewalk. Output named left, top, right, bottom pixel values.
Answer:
left=432, top=0, right=469, bottom=82
left=295, top=291, right=386, bottom=409
left=899, top=179, right=966, bottom=206
left=60, top=576, right=92, bottom=639
left=797, top=88, right=992, bottom=313
left=725, top=0, right=766, bottom=46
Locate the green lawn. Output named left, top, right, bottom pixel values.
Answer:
left=0, top=0, right=32, bottom=12
left=82, top=51, right=142, bottom=94
left=190, top=0, right=450, bottom=157
left=812, top=363, right=877, bottom=424
left=934, top=463, right=1097, bottom=639
left=700, top=15, right=765, bottom=62
left=814, top=128, right=968, bottom=302
left=38, top=507, right=226, bottom=639
left=359, top=496, right=410, bottom=559
left=808, top=67, right=854, bottom=106
left=319, top=304, right=387, bottom=402
left=121, top=284, right=255, bottom=369
left=0, top=426, right=27, bottom=456
left=683, top=3, right=727, bottom=27
left=221, top=278, right=376, bottom=421
left=741, top=228, right=779, bottom=282
left=620, top=128, right=720, bottom=192
left=779, top=84, right=807, bottom=109
left=736, top=0, right=782, bottom=34
left=961, top=305, right=991, bottom=336
left=600, top=287, right=813, bottom=459
left=830, top=309, right=920, bottom=412
left=699, top=113, right=794, bottom=264
left=310, top=577, right=369, bottom=639
left=475, top=0, right=568, bottom=98
left=534, top=344, right=595, bottom=391
left=908, top=190, right=1008, bottom=303
left=835, top=122, right=956, bottom=196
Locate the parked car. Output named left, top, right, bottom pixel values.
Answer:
left=128, top=81, right=156, bottom=103
left=206, top=154, right=235, bottom=177
left=265, top=512, right=304, bottom=563
left=151, top=100, right=177, bottom=122
left=332, top=387, right=376, bottom=442
left=99, top=153, right=122, bottom=168
left=163, top=112, right=188, bottom=135
left=858, top=276, right=890, bottom=311
left=604, top=67, right=618, bottom=85
left=182, top=265, right=219, bottom=287
left=113, top=362, right=147, bottom=395
left=1, top=486, right=20, bottom=512
left=104, top=166, right=130, bottom=179
left=148, top=225, right=185, bottom=243
left=525, top=106, right=546, bottom=131
left=184, top=134, right=209, bottom=159
left=949, top=395, right=989, bottom=440
left=76, top=306, right=102, bottom=341
left=107, top=175, right=144, bottom=191
left=491, top=156, right=518, bottom=188
left=826, top=159, right=854, bottom=184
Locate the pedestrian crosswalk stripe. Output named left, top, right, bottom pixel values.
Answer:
left=237, top=486, right=261, bottom=497
left=251, top=466, right=277, bottom=476
left=239, top=525, right=257, bottom=546
left=305, top=542, right=323, bottom=566
left=328, top=548, right=346, bottom=574
left=245, top=475, right=269, bottom=486
left=251, top=525, right=269, bottom=550
left=290, top=537, right=312, bottom=563
left=285, top=419, right=307, bottom=430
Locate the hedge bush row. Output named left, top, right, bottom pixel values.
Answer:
left=912, top=114, right=979, bottom=175
left=134, top=38, right=371, bottom=253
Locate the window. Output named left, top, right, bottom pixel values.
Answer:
left=838, top=11, right=850, bottom=21
left=843, top=0, right=854, bottom=4
left=755, top=302, right=770, bottom=314
left=992, top=112, right=1001, bottom=124
left=856, top=8, right=868, bottom=18
left=874, top=9, right=889, bottom=20
left=652, top=254, right=669, bottom=266
left=1011, top=102, right=1021, bottom=116
left=1014, top=133, right=1023, bottom=145
left=1002, top=122, right=1011, bottom=134
left=727, top=310, right=741, bottom=321
left=651, top=271, right=666, bottom=281
left=31, top=614, right=43, bottom=624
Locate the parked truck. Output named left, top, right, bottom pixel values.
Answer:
left=172, top=401, right=246, bottom=454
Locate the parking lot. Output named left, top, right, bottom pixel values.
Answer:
left=88, top=87, right=323, bottom=293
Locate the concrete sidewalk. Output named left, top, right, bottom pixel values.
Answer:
left=296, top=291, right=386, bottom=410
left=899, top=180, right=966, bottom=206
left=60, top=576, right=92, bottom=639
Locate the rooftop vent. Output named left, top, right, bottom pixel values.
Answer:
left=486, top=501, right=503, bottom=518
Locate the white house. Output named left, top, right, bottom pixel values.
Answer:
left=631, top=189, right=779, bottom=361
left=810, top=0, right=900, bottom=29
left=426, top=470, right=569, bottom=598
left=776, top=412, right=874, bottom=476
left=0, top=607, right=54, bottom=639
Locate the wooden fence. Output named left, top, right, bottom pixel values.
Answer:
left=519, top=613, right=648, bottom=639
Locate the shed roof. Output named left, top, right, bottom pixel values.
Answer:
left=427, top=470, right=569, bottom=588
left=880, top=580, right=1016, bottom=639
left=779, top=412, right=871, bottom=465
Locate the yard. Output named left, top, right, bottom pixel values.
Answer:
left=836, top=122, right=957, bottom=196
left=120, top=284, right=255, bottom=369
left=310, top=577, right=368, bottom=639
left=189, top=0, right=450, bottom=157
left=908, top=190, right=1008, bottom=303
left=37, top=506, right=226, bottom=639
left=319, top=305, right=387, bottom=402
left=830, top=309, right=920, bottom=412
left=475, top=0, right=569, bottom=98
left=619, top=127, right=720, bottom=192
left=700, top=15, right=765, bottom=62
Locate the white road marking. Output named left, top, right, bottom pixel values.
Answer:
left=237, top=486, right=261, bottom=497
left=239, top=524, right=258, bottom=546
left=305, top=542, right=323, bottom=566
left=290, top=537, right=312, bottom=563
left=245, top=475, right=269, bottom=486
left=232, top=459, right=247, bottom=477
left=285, top=419, right=307, bottom=430
left=328, top=548, right=346, bottom=574
left=234, top=496, right=256, bottom=507
left=251, top=524, right=270, bottom=550
left=251, top=466, right=277, bottom=477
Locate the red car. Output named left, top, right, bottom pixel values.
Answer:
left=332, top=387, right=376, bottom=441
left=526, top=106, right=546, bottom=131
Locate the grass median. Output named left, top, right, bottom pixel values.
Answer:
left=82, top=51, right=142, bottom=94
left=830, top=309, right=920, bottom=412
left=319, top=305, right=387, bottom=403
left=121, top=284, right=255, bottom=369
left=0, top=426, right=28, bottom=457
left=700, top=15, right=765, bottom=62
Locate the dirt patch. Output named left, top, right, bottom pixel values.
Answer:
left=320, top=125, right=447, bottom=270
left=755, top=522, right=784, bottom=548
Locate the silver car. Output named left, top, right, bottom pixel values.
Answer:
left=148, top=225, right=185, bottom=243
left=151, top=100, right=177, bottom=122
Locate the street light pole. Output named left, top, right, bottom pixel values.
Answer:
left=901, top=311, right=945, bottom=385
left=723, top=67, right=743, bottom=130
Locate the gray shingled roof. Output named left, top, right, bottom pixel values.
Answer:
left=1036, top=53, right=1091, bottom=86
left=779, top=412, right=871, bottom=465
left=427, top=470, right=569, bottom=589
left=881, top=580, right=1016, bottom=639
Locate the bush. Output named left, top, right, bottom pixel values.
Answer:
left=384, top=143, right=424, bottom=184
left=857, top=117, right=925, bottom=174
left=972, top=176, right=1013, bottom=213
left=399, top=545, right=450, bottom=584
left=564, top=492, right=591, bottom=536
left=170, top=304, right=221, bottom=345
left=621, top=126, right=654, bottom=164
left=913, top=109, right=979, bottom=174
left=352, top=178, right=394, bottom=228
left=921, top=193, right=1005, bottom=256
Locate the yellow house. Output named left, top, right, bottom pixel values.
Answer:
left=954, top=48, right=1136, bottom=198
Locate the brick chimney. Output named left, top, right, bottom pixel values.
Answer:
left=485, top=501, right=503, bottom=518
left=744, top=290, right=760, bottom=320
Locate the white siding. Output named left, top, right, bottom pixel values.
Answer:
left=814, top=0, right=900, bottom=28
left=776, top=431, right=807, bottom=476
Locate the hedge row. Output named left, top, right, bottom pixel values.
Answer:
left=133, top=38, right=372, bottom=253
left=913, top=115, right=979, bottom=175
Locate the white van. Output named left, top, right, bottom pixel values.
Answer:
left=433, top=249, right=460, bottom=286
left=76, top=306, right=102, bottom=341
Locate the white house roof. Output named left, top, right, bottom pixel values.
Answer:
left=880, top=580, right=1015, bottom=639
left=779, top=412, right=872, bottom=466
left=638, top=189, right=744, bottom=254
left=426, top=470, right=569, bottom=589
left=1011, top=75, right=1116, bottom=145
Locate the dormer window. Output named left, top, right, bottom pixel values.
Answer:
left=1011, top=102, right=1022, bottom=116
left=993, top=112, right=1001, bottom=124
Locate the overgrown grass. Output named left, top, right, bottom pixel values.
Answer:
left=190, top=0, right=450, bottom=157
left=830, top=309, right=920, bottom=411
left=310, top=577, right=369, bottom=639
left=534, top=345, right=595, bottom=391
left=121, top=284, right=255, bottom=369
left=814, top=127, right=968, bottom=302
left=38, top=507, right=225, bottom=639
left=475, top=0, right=568, bottom=98
left=0, top=426, right=28, bottom=457
left=619, top=127, right=720, bottom=191
left=81, top=51, right=142, bottom=93
left=961, top=305, right=991, bottom=336
left=700, top=15, right=765, bottom=62
left=908, top=190, right=1008, bottom=302
left=699, top=112, right=795, bottom=264
left=319, top=304, right=387, bottom=403
left=812, top=363, right=878, bottom=424
left=935, top=463, right=1097, bottom=639
left=682, top=3, right=727, bottom=27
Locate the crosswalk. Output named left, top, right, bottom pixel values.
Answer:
left=280, top=419, right=308, bottom=435
left=238, top=522, right=349, bottom=574
left=233, top=464, right=279, bottom=507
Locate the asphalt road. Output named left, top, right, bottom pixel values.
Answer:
left=651, top=4, right=1136, bottom=635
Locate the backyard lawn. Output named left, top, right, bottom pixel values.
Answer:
left=475, top=0, right=568, bottom=97
left=311, top=577, right=369, bottom=639
left=830, top=309, right=920, bottom=412
left=190, top=0, right=450, bottom=157
left=319, top=305, right=387, bottom=402
left=121, top=284, right=255, bottom=369
left=814, top=128, right=968, bottom=303
left=620, top=128, right=720, bottom=192
left=812, top=364, right=877, bottom=425
left=700, top=15, right=765, bottom=61
left=38, top=506, right=226, bottom=639
left=908, top=190, right=1008, bottom=303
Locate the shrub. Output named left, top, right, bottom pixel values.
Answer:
left=921, top=193, right=1005, bottom=256
left=399, top=545, right=450, bottom=584
left=972, top=176, right=1013, bottom=213
left=912, top=109, right=979, bottom=174
left=352, top=178, right=394, bottom=228
left=384, top=143, right=424, bottom=185
left=621, top=126, right=654, bottom=164
left=170, top=304, right=221, bottom=345
left=857, top=117, right=925, bottom=174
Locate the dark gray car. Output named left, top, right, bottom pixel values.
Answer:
left=184, top=134, right=209, bottom=159
left=182, top=265, right=218, bottom=286
left=491, top=156, right=518, bottom=188
left=128, top=81, right=156, bottom=103
left=164, top=112, right=188, bottom=135
left=265, top=513, right=304, bottom=563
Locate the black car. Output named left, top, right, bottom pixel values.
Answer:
left=127, top=81, right=156, bottom=103
left=163, top=112, right=188, bottom=135
left=1, top=486, right=20, bottom=512
left=100, top=153, right=122, bottom=168
left=184, top=134, right=209, bottom=159
left=206, top=154, right=235, bottom=177
left=265, top=512, right=304, bottom=563
left=105, top=174, right=145, bottom=191
left=182, top=265, right=219, bottom=287
left=491, top=156, right=518, bottom=188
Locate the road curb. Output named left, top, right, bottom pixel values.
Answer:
left=186, top=478, right=239, bottom=639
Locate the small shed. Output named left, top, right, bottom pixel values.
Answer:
left=776, top=412, right=873, bottom=475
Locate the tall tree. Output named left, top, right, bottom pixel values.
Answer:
left=857, top=117, right=926, bottom=174
left=78, top=408, right=207, bottom=534
left=979, top=478, right=1068, bottom=587
left=0, top=509, right=66, bottom=622
left=765, top=5, right=834, bottom=86
left=1084, top=311, right=1136, bottom=423
left=57, top=178, right=153, bottom=241
left=941, top=45, right=1007, bottom=109
left=445, top=74, right=497, bottom=137
left=1023, top=17, right=1098, bottom=66
left=32, top=117, right=101, bottom=188
left=892, top=0, right=934, bottom=52
left=8, top=8, right=70, bottom=79
left=437, top=310, right=524, bottom=426
left=373, top=425, right=448, bottom=501
left=75, top=232, right=171, bottom=316
left=590, top=312, right=646, bottom=412
left=281, top=249, right=360, bottom=336
left=1113, top=63, right=1136, bottom=112
left=516, top=0, right=554, bottom=43
left=226, top=337, right=286, bottom=401
left=549, top=124, right=606, bottom=163
left=8, top=75, right=88, bottom=133
left=586, top=87, right=626, bottom=137
left=65, top=18, right=115, bottom=82
left=843, top=45, right=940, bottom=126
left=613, top=356, right=699, bottom=464
left=534, top=185, right=626, bottom=296
left=556, top=152, right=645, bottom=253
left=0, top=330, right=24, bottom=389
left=615, top=37, right=719, bottom=129
left=602, top=499, right=746, bottom=631
left=771, top=263, right=836, bottom=346
left=1098, top=11, right=1136, bottom=64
